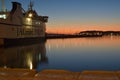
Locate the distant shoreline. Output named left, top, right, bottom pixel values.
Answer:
left=46, top=34, right=103, bottom=39
left=46, top=30, right=120, bottom=39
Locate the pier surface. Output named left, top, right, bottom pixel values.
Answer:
left=0, top=68, right=120, bottom=80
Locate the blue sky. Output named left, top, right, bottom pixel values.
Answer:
left=2, top=0, right=120, bottom=33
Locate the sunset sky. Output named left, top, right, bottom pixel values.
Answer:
left=3, top=0, right=120, bottom=34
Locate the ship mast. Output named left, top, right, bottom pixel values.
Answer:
left=1, top=0, right=6, bottom=12
left=28, top=0, right=33, bottom=10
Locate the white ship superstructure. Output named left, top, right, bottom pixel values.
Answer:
left=0, top=1, right=48, bottom=39
left=0, top=1, right=48, bottom=46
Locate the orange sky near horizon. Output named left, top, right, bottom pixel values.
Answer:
left=5, top=0, right=120, bottom=34
left=40, top=0, right=120, bottom=34
left=46, top=24, right=120, bottom=34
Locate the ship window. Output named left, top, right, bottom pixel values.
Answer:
left=26, top=18, right=31, bottom=22
left=35, top=22, right=41, bottom=25
left=0, top=14, right=6, bottom=19
left=26, top=18, right=32, bottom=25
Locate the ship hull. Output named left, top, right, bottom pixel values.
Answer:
left=0, top=37, right=46, bottom=47
left=0, top=21, right=46, bottom=46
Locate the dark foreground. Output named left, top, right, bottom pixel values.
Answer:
left=0, top=68, right=120, bottom=80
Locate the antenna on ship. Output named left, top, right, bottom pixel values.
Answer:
left=28, top=0, right=34, bottom=10
left=1, top=0, right=6, bottom=12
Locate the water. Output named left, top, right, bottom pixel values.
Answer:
left=0, top=36, right=120, bottom=72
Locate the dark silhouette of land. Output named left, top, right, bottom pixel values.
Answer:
left=46, top=30, right=120, bottom=39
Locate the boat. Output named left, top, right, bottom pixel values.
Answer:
left=0, top=1, right=48, bottom=46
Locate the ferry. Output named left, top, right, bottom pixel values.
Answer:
left=0, top=1, right=48, bottom=46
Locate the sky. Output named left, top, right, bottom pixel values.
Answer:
left=2, top=0, right=120, bottom=34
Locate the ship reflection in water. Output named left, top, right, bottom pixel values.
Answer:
left=0, top=41, right=48, bottom=70
left=0, top=36, right=120, bottom=72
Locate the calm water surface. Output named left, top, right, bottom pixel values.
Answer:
left=0, top=36, right=120, bottom=71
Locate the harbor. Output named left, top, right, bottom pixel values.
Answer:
left=0, top=0, right=120, bottom=79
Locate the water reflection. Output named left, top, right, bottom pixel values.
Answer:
left=45, top=36, right=120, bottom=71
left=0, top=41, right=48, bottom=69
left=0, top=36, right=120, bottom=71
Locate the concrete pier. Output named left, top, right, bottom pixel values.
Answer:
left=0, top=68, right=120, bottom=80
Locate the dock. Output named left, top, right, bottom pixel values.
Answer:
left=0, top=68, right=120, bottom=80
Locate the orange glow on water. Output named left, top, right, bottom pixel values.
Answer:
left=46, top=36, right=120, bottom=50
